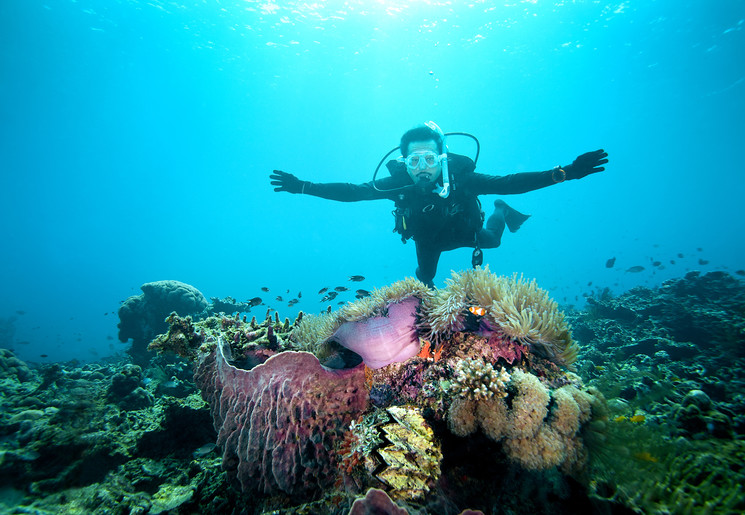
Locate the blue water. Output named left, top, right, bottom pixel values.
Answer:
left=1, top=0, right=743, bottom=363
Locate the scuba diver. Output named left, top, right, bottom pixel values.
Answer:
left=269, top=122, right=608, bottom=288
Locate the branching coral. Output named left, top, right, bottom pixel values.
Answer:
left=449, top=358, right=511, bottom=400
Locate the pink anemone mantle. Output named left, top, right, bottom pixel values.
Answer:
left=331, top=296, right=421, bottom=369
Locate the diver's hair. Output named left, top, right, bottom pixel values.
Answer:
left=400, top=125, right=444, bottom=157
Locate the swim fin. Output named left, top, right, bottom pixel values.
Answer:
left=494, top=199, right=530, bottom=233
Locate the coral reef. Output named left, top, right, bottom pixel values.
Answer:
left=118, top=280, right=209, bottom=365
left=571, top=270, right=745, bottom=513
left=10, top=269, right=743, bottom=514
left=0, top=352, right=228, bottom=514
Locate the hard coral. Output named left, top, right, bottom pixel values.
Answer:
left=118, top=280, right=208, bottom=364
left=194, top=338, right=368, bottom=498
left=449, top=358, right=511, bottom=400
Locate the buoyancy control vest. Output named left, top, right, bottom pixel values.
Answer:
left=388, top=154, right=485, bottom=245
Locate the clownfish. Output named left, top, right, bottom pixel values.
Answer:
left=468, top=306, right=487, bottom=317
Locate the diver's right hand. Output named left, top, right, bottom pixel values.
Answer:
left=270, top=170, right=307, bottom=194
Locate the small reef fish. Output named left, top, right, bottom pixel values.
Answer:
left=736, top=270, right=745, bottom=276
left=594, top=365, right=606, bottom=371
left=605, top=257, right=616, bottom=268
left=626, top=266, right=645, bottom=273
left=193, top=443, right=217, bottom=458
left=261, top=287, right=270, bottom=292
left=275, top=296, right=283, bottom=302
left=318, top=287, right=329, bottom=294
left=337, top=301, right=345, bottom=305
left=633, top=451, right=658, bottom=463
left=355, top=289, right=370, bottom=297
left=288, top=299, right=299, bottom=306
left=348, top=275, right=365, bottom=282
left=698, top=259, right=709, bottom=265
left=652, top=261, right=662, bottom=267
left=678, top=253, right=684, bottom=258
left=334, top=286, right=349, bottom=292
left=468, top=306, right=486, bottom=317
left=322, top=291, right=340, bottom=302
left=298, top=292, right=302, bottom=298
left=614, top=415, right=646, bottom=423
left=248, top=297, right=262, bottom=307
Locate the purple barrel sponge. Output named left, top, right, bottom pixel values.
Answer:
left=332, top=297, right=421, bottom=369
left=194, top=338, right=368, bottom=498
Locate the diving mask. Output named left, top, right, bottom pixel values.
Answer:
left=403, top=151, right=446, bottom=170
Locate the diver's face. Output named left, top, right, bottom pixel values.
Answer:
left=405, top=140, right=442, bottom=186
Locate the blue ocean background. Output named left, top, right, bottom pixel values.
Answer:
left=1, top=0, right=743, bottom=363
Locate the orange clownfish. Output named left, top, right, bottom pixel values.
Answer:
left=468, top=306, right=487, bottom=316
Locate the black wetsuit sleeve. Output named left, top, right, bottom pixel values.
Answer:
left=466, top=170, right=556, bottom=195
left=303, top=176, right=400, bottom=202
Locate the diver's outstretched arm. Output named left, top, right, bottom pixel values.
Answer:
left=269, top=170, right=395, bottom=202
left=471, top=149, right=609, bottom=195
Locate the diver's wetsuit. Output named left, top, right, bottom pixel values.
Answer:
left=302, top=153, right=561, bottom=286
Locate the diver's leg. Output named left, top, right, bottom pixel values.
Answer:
left=415, top=241, right=441, bottom=288
left=478, top=199, right=530, bottom=248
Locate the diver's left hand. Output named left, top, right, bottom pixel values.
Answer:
left=564, top=149, right=608, bottom=180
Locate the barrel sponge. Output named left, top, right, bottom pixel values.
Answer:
left=447, top=398, right=478, bottom=437
left=550, top=386, right=582, bottom=436
left=476, top=397, right=509, bottom=442
left=503, top=426, right=567, bottom=471
left=505, top=369, right=550, bottom=439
